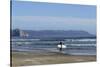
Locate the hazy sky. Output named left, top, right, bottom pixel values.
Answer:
left=12, top=1, right=96, bottom=34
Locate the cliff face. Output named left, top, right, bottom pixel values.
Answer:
left=11, top=29, right=96, bottom=39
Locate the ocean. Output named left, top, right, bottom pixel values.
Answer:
left=11, top=38, right=96, bottom=55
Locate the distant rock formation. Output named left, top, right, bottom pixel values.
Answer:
left=11, top=29, right=96, bottom=39
left=19, top=30, right=29, bottom=37
left=11, top=29, right=29, bottom=37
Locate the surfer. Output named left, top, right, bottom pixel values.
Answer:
left=57, top=41, right=63, bottom=52
left=59, top=41, right=63, bottom=52
left=57, top=41, right=67, bottom=53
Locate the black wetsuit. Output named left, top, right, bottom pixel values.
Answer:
left=59, top=42, right=63, bottom=52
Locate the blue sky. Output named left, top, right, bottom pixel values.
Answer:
left=12, top=1, right=96, bottom=34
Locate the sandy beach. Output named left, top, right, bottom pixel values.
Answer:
left=11, top=50, right=96, bottom=67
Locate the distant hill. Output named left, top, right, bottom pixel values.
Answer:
left=11, top=29, right=96, bottom=39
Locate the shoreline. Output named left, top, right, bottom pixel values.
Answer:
left=12, top=47, right=96, bottom=56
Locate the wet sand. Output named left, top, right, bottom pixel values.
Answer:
left=11, top=50, right=96, bottom=67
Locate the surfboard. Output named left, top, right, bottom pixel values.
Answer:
left=57, top=44, right=67, bottom=48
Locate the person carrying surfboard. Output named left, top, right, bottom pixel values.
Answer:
left=57, top=41, right=67, bottom=53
